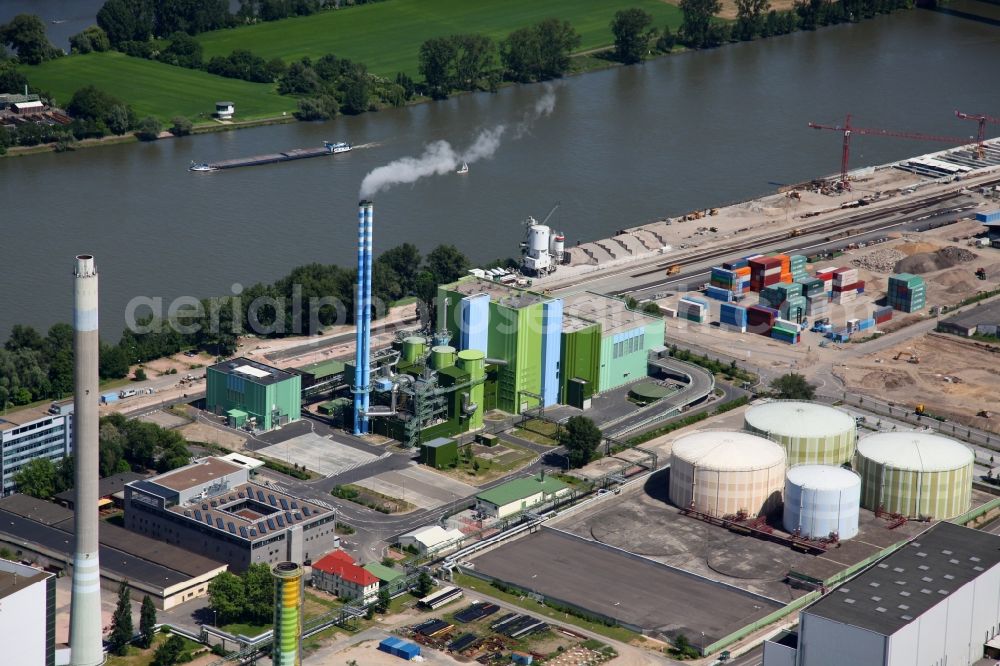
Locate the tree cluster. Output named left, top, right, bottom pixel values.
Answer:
left=96, top=0, right=233, bottom=47
left=69, top=26, right=112, bottom=54
left=610, top=8, right=656, bottom=65
left=281, top=53, right=396, bottom=118
left=770, top=372, right=817, bottom=400
left=207, top=564, right=274, bottom=625
left=236, top=0, right=329, bottom=23
left=415, top=19, right=581, bottom=98
left=0, top=14, right=62, bottom=65
left=559, top=415, right=603, bottom=469
left=206, top=48, right=285, bottom=83
left=67, top=84, right=136, bottom=135
left=152, top=635, right=186, bottom=666
left=12, top=413, right=191, bottom=498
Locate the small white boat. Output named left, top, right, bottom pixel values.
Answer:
left=456, top=162, right=469, bottom=174
left=189, top=162, right=216, bottom=172
left=325, top=141, right=352, bottom=154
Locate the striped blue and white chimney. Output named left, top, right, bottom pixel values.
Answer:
left=69, top=255, right=104, bottom=666
left=353, top=201, right=374, bottom=434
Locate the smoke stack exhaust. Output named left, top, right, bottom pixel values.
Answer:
left=69, top=255, right=104, bottom=666
left=353, top=201, right=374, bottom=435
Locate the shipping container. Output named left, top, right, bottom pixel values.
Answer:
left=975, top=210, right=1000, bottom=224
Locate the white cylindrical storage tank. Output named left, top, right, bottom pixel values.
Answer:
left=783, top=465, right=861, bottom=540
left=744, top=400, right=856, bottom=466
left=528, top=224, right=550, bottom=255
left=550, top=233, right=565, bottom=262
left=669, top=430, right=786, bottom=518
left=855, top=432, right=974, bottom=520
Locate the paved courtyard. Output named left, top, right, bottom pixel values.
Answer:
left=257, top=432, right=378, bottom=477
left=353, top=465, right=478, bottom=510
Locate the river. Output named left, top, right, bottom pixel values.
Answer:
left=2, top=4, right=999, bottom=339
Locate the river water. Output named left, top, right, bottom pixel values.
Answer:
left=2, top=5, right=999, bottom=339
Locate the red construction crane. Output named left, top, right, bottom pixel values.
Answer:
left=954, top=110, right=1000, bottom=159
left=808, top=114, right=972, bottom=190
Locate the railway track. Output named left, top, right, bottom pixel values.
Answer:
left=615, top=177, right=1000, bottom=296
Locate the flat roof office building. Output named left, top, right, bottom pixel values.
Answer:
left=0, top=559, right=55, bottom=666
left=0, top=402, right=73, bottom=496
left=125, top=457, right=337, bottom=571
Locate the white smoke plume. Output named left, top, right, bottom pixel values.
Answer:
left=359, top=85, right=557, bottom=198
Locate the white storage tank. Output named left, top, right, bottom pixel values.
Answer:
left=855, top=432, right=974, bottom=520
left=528, top=224, right=551, bottom=254
left=744, top=400, right=856, bottom=465
left=783, top=465, right=861, bottom=540
left=669, top=430, right=786, bottom=518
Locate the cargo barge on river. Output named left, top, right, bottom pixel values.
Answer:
left=190, top=141, right=351, bottom=172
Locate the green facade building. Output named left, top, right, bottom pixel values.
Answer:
left=419, top=437, right=458, bottom=469
left=206, top=357, right=301, bottom=431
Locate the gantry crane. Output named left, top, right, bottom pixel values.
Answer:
left=808, top=114, right=972, bottom=190
left=955, top=110, right=1000, bottom=159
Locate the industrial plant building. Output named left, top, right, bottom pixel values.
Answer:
left=0, top=559, right=55, bottom=666
left=0, top=402, right=73, bottom=496
left=854, top=432, right=974, bottom=520
left=764, top=522, right=1000, bottom=666
left=744, top=401, right=857, bottom=466
left=475, top=475, right=570, bottom=519
left=397, top=525, right=466, bottom=555
left=124, top=457, right=337, bottom=570
left=0, top=494, right=226, bottom=609
left=205, top=358, right=302, bottom=431
left=668, top=430, right=786, bottom=518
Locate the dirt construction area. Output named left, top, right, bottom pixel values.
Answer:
left=835, top=331, right=1000, bottom=432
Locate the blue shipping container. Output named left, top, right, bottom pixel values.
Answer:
left=100, top=392, right=119, bottom=404
left=705, top=286, right=734, bottom=302
left=975, top=210, right=1000, bottom=224
left=720, top=303, right=748, bottom=326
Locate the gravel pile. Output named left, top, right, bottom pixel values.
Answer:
left=894, top=246, right=978, bottom=274
left=852, top=248, right=906, bottom=273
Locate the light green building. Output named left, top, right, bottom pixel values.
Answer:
left=206, top=357, right=301, bottom=431
left=562, top=292, right=665, bottom=396
left=475, top=474, right=571, bottom=518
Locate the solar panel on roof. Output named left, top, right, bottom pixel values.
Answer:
left=294, top=513, right=301, bottom=521
left=202, top=503, right=208, bottom=510
left=256, top=490, right=265, bottom=502
left=227, top=522, right=236, bottom=533
left=249, top=528, right=256, bottom=537
left=194, top=509, right=202, bottom=520
left=291, top=501, right=298, bottom=509
left=238, top=491, right=245, bottom=498
left=266, top=518, right=276, bottom=530
left=302, top=506, right=311, bottom=516
left=279, top=498, right=289, bottom=510
left=268, top=494, right=277, bottom=506
left=205, top=513, right=213, bottom=525
left=275, top=515, right=285, bottom=527
left=284, top=512, right=293, bottom=523
left=258, top=523, right=267, bottom=534
left=210, top=500, right=218, bottom=507
left=216, top=518, right=224, bottom=529
left=239, top=527, right=249, bottom=538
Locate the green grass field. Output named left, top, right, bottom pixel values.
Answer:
left=22, top=51, right=296, bottom=123
left=197, top=0, right=684, bottom=76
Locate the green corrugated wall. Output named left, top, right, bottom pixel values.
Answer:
left=560, top=325, right=600, bottom=402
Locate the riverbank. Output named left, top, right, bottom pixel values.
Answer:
left=3, top=47, right=627, bottom=159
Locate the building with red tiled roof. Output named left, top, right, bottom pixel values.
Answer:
left=311, top=550, right=379, bottom=604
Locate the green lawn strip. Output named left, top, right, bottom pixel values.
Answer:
left=221, top=621, right=271, bottom=637
left=22, top=51, right=295, bottom=123
left=510, top=428, right=558, bottom=447
left=197, top=0, right=683, bottom=76
left=452, top=573, right=639, bottom=644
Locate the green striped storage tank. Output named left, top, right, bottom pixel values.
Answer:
left=744, top=400, right=856, bottom=465
left=456, top=349, right=486, bottom=429
left=431, top=345, right=456, bottom=370
left=855, top=432, right=973, bottom=519
left=402, top=337, right=426, bottom=364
